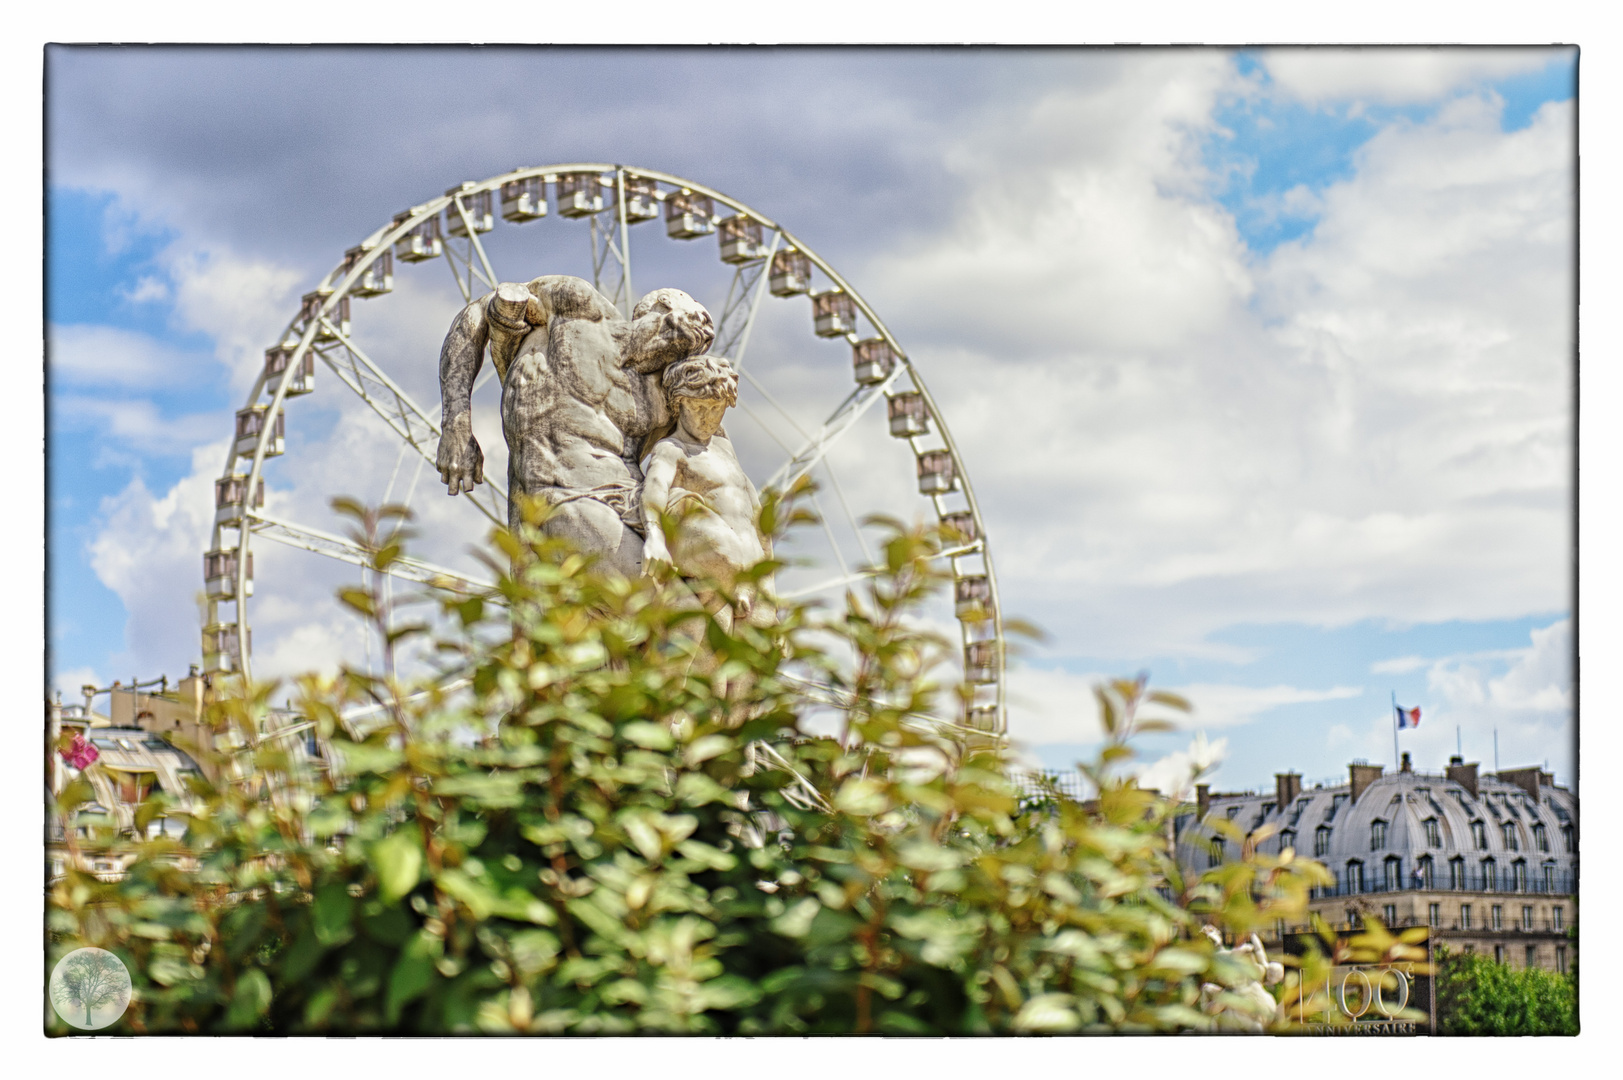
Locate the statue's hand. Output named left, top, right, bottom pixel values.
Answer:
left=643, top=532, right=673, bottom=577
left=437, top=416, right=484, bottom=495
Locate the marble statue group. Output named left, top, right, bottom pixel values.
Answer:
left=435, top=276, right=771, bottom=624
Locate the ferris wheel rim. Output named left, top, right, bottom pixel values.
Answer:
left=208, top=163, right=1006, bottom=732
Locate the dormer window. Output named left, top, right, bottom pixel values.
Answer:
left=1424, top=818, right=1441, bottom=847
left=1370, top=819, right=1387, bottom=850
left=1533, top=823, right=1549, bottom=852
left=1560, top=824, right=1574, bottom=853
left=1208, top=840, right=1224, bottom=868
left=1279, top=829, right=1296, bottom=853
left=1501, top=822, right=1519, bottom=851
left=1471, top=820, right=1487, bottom=849
left=1315, top=826, right=1332, bottom=857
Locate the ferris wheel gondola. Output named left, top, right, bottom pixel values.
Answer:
left=204, top=165, right=1006, bottom=737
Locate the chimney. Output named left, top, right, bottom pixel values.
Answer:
left=1496, top=767, right=1544, bottom=800
left=1349, top=762, right=1384, bottom=803
left=1446, top=759, right=1479, bottom=798
left=1196, top=784, right=1211, bottom=821
left=1400, top=752, right=1412, bottom=773
left=1275, top=771, right=1302, bottom=810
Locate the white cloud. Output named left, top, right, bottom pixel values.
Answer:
left=1135, top=732, right=1228, bottom=800
left=50, top=665, right=104, bottom=704
left=48, top=323, right=205, bottom=388
left=163, top=243, right=306, bottom=392
left=861, top=75, right=1572, bottom=661
left=1370, top=655, right=1427, bottom=675
left=1324, top=619, right=1572, bottom=783
left=1006, top=663, right=1361, bottom=748
left=121, top=276, right=170, bottom=304
left=54, top=394, right=223, bottom=456
left=1174, top=682, right=1364, bottom=728
left=1258, top=48, right=1562, bottom=106
left=51, top=52, right=1575, bottom=719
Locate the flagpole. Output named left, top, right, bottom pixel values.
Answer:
left=1391, top=690, right=1400, bottom=768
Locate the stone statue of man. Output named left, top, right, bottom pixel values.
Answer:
left=435, top=276, right=715, bottom=575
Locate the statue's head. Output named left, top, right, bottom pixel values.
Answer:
left=633, top=288, right=715, bottom=358
left=663, top=354, right=738, bottom=440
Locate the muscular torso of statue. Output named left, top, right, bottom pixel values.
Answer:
left=435, top=275, right=715, bottom=576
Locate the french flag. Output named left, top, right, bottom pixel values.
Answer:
left=1395, top=704, right=1421, bottom=730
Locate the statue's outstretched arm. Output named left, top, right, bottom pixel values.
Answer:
left=437, top=296, right=489, bottom=495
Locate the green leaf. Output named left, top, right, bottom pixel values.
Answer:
left=373, top=830, right=424, bottom=903
left=385, top=931, right=439, bottom=1024
left=280, top=926, right=325, bottom=984
left=1013, top=993, right=1081, bottom=1033
left=312, top=883, right=355, bottom=946
left=771, top=898, right=820, bottom=938
left=683, top=733, right=733, bottom=767
left=621, top=721, right=674, bottom=750
left=675, top=839, right=737, bottom=871
left=895, top=841, right=964, bottom=873
left=834, top=778, right=889, bottom=816
left=339, top=587, right=377, bottom=617
left=223, top=969, right=273, bottom=1030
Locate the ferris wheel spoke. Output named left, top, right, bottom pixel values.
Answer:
left=765, top=362, right=908, bottom=492
left=713, top=231, right=780, bottom=368
left=310, top=327, right=509, bottom=527
left=247, top=509, right=494, bottom=593
left=737, top=366, right=812, bottom=443
left=821, top=460, right=877, bottom=569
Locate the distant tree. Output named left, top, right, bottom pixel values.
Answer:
left=1434, top=946, right=1577, bottom=1035
left=53, top=949, right=129, bottom=1027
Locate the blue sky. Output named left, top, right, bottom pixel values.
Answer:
left=45, top=47, right=1577, bottom=794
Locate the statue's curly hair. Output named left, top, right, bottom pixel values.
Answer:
left=662, top=353, right=738, bottom=407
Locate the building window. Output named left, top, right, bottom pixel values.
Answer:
left=1346, top=908, right=1359, bottom=927
left=1553, top=907, right=1563, bottom=931
left=1491, top=905, right=1503, bottom=931
left=1557, top=946, right=1568, bottom=975
left=1370, top=819, right=1387, bottom=850
left=1449, top=857, right=1465, bottom=890
left=1417, top=855, right=1434, bottom=889
left=1512, top=860, right=1528, bottom=892
left=1382, top=903, right=1397, bottom=927
left=1279, top=829, right=1295, bottom=853
left=1522, top=905, right=1534, bottom=930
left=1533, top=823, right=1549, bottom=852
left=1428, top=903, right=1440, bottom=927
left=1494, top=944, right=1503, bottom=964
left=1424, top=818, right=1441, bottom=847
left=1226, top=806, right=1240, bottom=819
left=1346, top=860, right=1365, bottom=894
left=1315, top=826, right=1331, bottom=857
left=1471, top=820, right=1487, bottom=849
left=1560, top=824, right=1573, bottom=853
left=1501, top=822, right=1519, bottom=851
left=1383, top=855, right=1402, bottom=891
left=1525, top=945, right=1538, bottom=969
left=1461, top=904, right=1473, bottom=930
left=1542, top=863, right=1556, bottom=893
left=1208, top=840, right=1223, bottom=868
left=1482, top=858, right=1498, bottom=891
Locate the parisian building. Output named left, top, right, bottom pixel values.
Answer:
left=46, top=671, right=325, bottom=883
left=1174, top=752, right=1576, bottom=974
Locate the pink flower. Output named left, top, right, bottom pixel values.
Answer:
left=61, top=733, right=99, bottom=771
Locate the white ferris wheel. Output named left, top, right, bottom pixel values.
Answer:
left=203, top=165, right=1006, bottom=735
